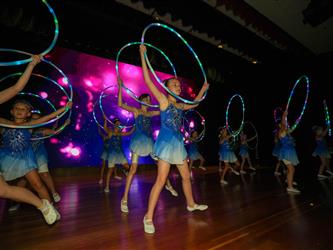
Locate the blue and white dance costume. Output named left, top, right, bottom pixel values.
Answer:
left=130, top=114, right=154, bottom=162
left=239, top=142, right=249, bottom=158
left=312, top=138, right=331, bottom=159
left=152, top=103, right=187, bottom=164
left=0, top=129, right=37, bottom=181
left=278, top=134, right=299, bottom=166
left=100, top=139, right=109, bottom=161
left=187, top=142, right=203, bottom=161
left=31, top=131, right=49, bottom=173
left=219, top=139, right=238, bottom=163
left=107, top=134, right=128, bottom=168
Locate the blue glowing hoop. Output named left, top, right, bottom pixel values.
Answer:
left=141, top=23, right=208, bottom=105
left=116, top=42, right=177, bottom=108
left=0, top=0, right=59, bottom=66
left=225, top=94, right=245, bottom=137
left=285, top=75, right=310, bottom=133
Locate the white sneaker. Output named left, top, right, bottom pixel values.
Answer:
left=249, top=166, right=256, bottom=171
left=274, top=172, right=281, bottom=176
left=287, top=187, right=300, bottom=194
left=230, top=168, right=240, bottom=175
left=98, top=179, right=103, bottom=185
left=240, top=170, right=246, bottom=174
left=120, top=200, right=129, bottom=213
left=52, top=193, right=61, bottom=203
left=220, top=179, right=228, bottom=185
left=165, top=185, right=178, bottom=197
left=199, top=166, right=207, bottom=171
left=317, top=174, right=327, bottom=179
left=326, top=170, right=333, bottom=176
left=143, top=217, right=155, bottom=234
left=114, top=175, right=122, bottom=180
left=104, top=187, right=110, bottom=193
left=187, top=204, right=208, bottom=212
left=8, top=203, right=20, bottom=212
left=39, top=199, right=57, bottom=225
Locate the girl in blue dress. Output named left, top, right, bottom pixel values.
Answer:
left=117, top=79, right=178, bottom=213
left=0, top=100, right=71, bottom=201
left=312, top=125, right=333, bottom=179
left=278, top=111, right=300, bottom=193
left=140, top=44, right=208, bottom=234
left=239, top=131, right=256, bottom=174
left=219, top=127, right=240, bottom=185
left=0, top=54, right=58, bottom=224
left=103, top=118, right=134, bottom=193
left=187, top=131, right=206, bottom=171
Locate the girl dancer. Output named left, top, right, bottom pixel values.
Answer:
left=118, top=78, right=178, bottom=213
left=219, top=127, right=240, bottom=185
left=103, top=118, right=133, bottom=193
left=140, top=44, right=208, bottom=234
left=278, top=111, right=300, bottom=193
left=0, top=55, right=58, bottom=224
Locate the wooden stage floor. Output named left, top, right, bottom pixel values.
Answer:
left=1, top=166, right=333, bottom=250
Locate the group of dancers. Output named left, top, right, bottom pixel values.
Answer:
left=1, top=45, right=332, bottom=234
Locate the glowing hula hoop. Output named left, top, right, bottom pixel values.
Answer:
left=141, top=23, right=208, bottom=105
left=285, top=75, right=310, bottom=132
left=182, top=109, right=206, bottom=142
left=98, top=85, right=135, bottom=130
left=0, top=0, right=59, bottom=66
left=324, top=100, right=331, bottom=137
left=116, top=42, right=177, bottom=108
left=0, top=49, right=73, bottom=129
left=226, top=94, right=245, bottom=137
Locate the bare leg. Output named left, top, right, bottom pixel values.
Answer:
left=176, top=160, right=196, bottom=207
left=286, top=164, right=295, bottom=189
left=40, top=172, right=57, bottom=195
left=221, top=162, right=230, bottom=181
left=0, top=176, right=42, bottom=208
left=105, top=167, right=115, bottom=192
left=122, top=163, right=138, bottom=202
left=99, top=160, right=106, bottom=184
left=145, top=160, right=171, bottom=221
left=25, top=169, right=51, bottom=201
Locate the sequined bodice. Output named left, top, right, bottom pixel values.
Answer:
left=161, top=104, right=183, bottom=132
left=2, top=129, right=31, bottom=155
left=135, top=115, right=152, bottom=135
left=109, top=134, right=122, bottom=152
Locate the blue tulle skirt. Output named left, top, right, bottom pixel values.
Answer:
left=312, top=144, right=331, bottom=158
left=188, top=144, right=203, bottom=160
left=101, top=148, right=108, bottom=160
left=107, top=150, right=128, bottom=166
left=239, top=145, right=249, bottom=158
left=130, top=132, right=154, bottom=156
left=279, top=147, right=299, bottom=165
left=0, top=148, right=37, bottom=181
left=219, top=146, right=238, bottom=163
left=152, top=127, right=187, bottom=165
